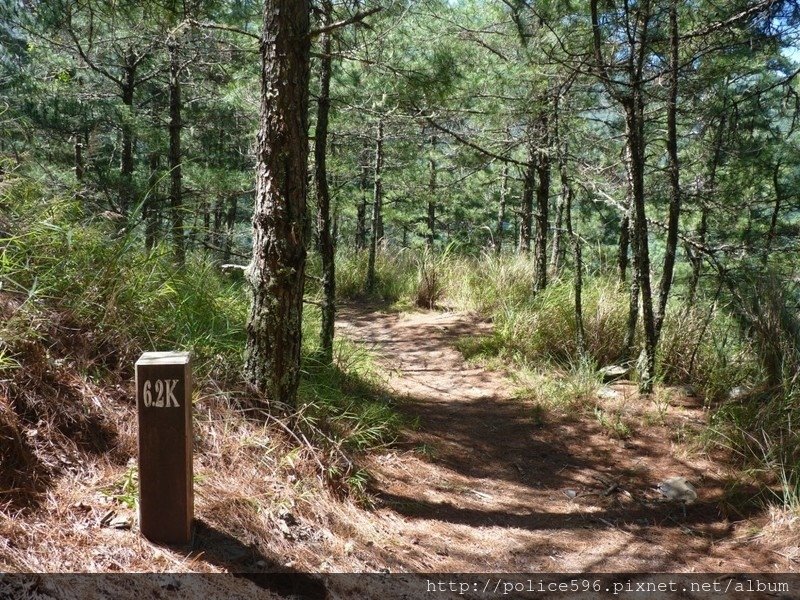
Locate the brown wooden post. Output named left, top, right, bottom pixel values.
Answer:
left=136, top=351, right=193, bottom=545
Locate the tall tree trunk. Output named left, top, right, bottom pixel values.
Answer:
left=212, top=196, right=225, bottom=250
left=168, top=41, right=184, bottom=266
left=74, top=140, right=84, bottom=183
left=496, top=164, right=508, bottom=254
left=764, top=160, right=783, bottom=263
left=314, top=1, right=336, bottom=364
left=565, top=173, right=585, bottom=357
left=427, top=135, right=437, bottom=249
left=654, top=0, right=681, bottom=343
left=549, top=177, right=566, bottom=277
left=623, top=187, right=640, bottom=360
left=244, top=0, right=311, bottom=405
left=591, top=0, right=656, bottom=389
left=119, top=55, right=136, bottom=215
left=145, top=151, right=160, bottom=252
left=74, top=137, right=85, bottom=204
left=366, top=118, right=384, bottom=293
left=356, top=148, right=369, bottom=250
left=223, top=194, right=238, bottom=264
left=356, top=198, right=367, bottom=250
left=202, top=198, right=212, bottom=248
left=625, top=96, right=657, bottom=393
left=519, top=152, right=535, bottom=254
left=618, top=214, right=630, bottom=285
left=534, top=115, right=550, bottom=292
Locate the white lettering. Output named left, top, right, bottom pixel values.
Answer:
left=165, top=379, right=179, bottom=407
left=154, top=379, right=164, bottom=407
left=142, top=379, right=181, bottom=408
left=143, top=379, right=152, bottom=407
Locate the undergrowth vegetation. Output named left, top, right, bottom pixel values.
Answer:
left=0, top=179, right=401, bottom=513
left=2, top=174, right=798, bottom=519
left=336, top=247, right=800, bottom=510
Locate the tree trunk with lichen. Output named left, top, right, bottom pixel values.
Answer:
left=315, top=0, right=335, bottom=364
left=244, top=0, right=311, bottom=406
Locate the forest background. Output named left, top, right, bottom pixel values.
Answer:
left=2, top=0, right=800, bottom=574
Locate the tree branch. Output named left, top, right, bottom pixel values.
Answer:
left=310, top=7, right=382, bottom=37
left=183, top=19, right=261, bottom=41
left=421, top=113, right=528, bottom=167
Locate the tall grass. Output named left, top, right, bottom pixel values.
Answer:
left=658, top=303, right=759, bottom=400
left=0, top=191, right=248, bottom=380
left=702, top=274, right=800, bottom=511
left=0, top=178, right=400, bottom=456
left=418, top=252, right=630, bottom=368
left=335, top=247, right=417, bottom=303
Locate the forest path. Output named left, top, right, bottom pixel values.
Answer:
left=336, top=304, right=787, bottom=573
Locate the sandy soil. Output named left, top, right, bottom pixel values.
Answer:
left=336, top=304, right=798, bottom=573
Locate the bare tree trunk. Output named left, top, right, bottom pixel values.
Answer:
left=549, top=182, right=565, bottom=277
left=212, top=196, right=225, bottom=250
left=591, top=0, right=656, bottom=390
left=496, top=164, right=508, bottom=254
left=145, top=151, right=159, bottom=252
left=618, top=214, right=630, bottom=286
left=534, top=115, right=550, bottom=292
left=74, top=140, right=84, bottom=183
left=119, top=56, right=136, bottom=215
left=356, top=198, right=367, bottom=249
left=764, top=160, right=783, bottom=263
left=519, top=151, right=535, bottom=255
left=625, top=96, right=657, bottom=393
left=427, top=135, right=437, bottom=249
left=550, top=96, right=570, bottom=277
left=244, top=0, right=311, bottom=405
left=223, top=194, right=238, bottom=264
left=623, top=190, right=640, bottom=359
left=356, top=148, right=369, bottom=250
left=654, top=0, right=681, bottom=343
left=366, top=118, right=384, bottom=293
left=168, top=41, right=184, bottom=266
left=314, top=0, right=336, bottom=363
left=202, top=199, right=211, bottom=248
left=565, top=176, right=585, bottom=357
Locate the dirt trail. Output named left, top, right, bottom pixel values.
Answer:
left=337, top=304, right=791, bottom=572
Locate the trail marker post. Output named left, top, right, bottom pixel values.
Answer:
left=136, top=351, right=193, bottom=545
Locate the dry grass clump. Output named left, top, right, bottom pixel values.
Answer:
left=0, top=296, right=131, bottom=512
left=0, top=308, right=395, bottom=574
left=0, top=396, right=48, bottom=510
left=0, top=380, right=396, bottom=575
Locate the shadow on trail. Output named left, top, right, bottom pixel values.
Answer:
left=378, top=490, right=731, bottom=532
left=338, top=303, right=771, bottom=571
left=191, top=520, right=327, bottom=599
